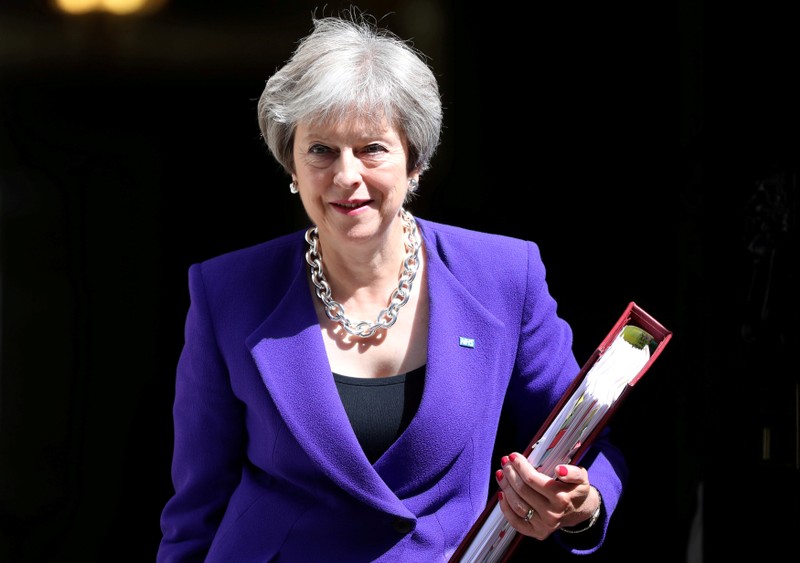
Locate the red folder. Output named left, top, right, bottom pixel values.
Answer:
left=450, top=301, right=672, bottom=562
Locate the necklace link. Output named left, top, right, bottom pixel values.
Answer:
left=305, top=208, right=421, bottom=338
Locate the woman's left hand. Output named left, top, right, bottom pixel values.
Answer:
left=494, top=452, right=600, bottom=540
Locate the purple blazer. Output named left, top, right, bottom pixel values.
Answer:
left=157, top=218, right=627, bottom=562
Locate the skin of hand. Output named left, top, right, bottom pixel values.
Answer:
left=494, top=452, right=601, bottom=540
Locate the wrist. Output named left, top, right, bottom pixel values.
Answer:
left=560, top=487, right=602, bottom=534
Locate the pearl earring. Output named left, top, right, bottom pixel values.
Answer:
left=289, top=181, right=298, bottom=194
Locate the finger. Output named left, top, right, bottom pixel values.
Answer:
left=495, top=468, right=531, bottom=518
left=502, top=453, right=551, bottom=492
left=555, top=463, right=588, bottom=484
left=497, top=489, right=551, bottom=541
left=497, top=489, right=536, bottom=527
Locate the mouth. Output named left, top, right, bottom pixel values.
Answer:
left=332, top=200, right=371, bottom=210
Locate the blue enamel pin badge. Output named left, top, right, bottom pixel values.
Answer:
left=459, top=336, right=475, bottom=348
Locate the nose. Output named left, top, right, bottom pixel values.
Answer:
left=333, top=150, right=363, bottom=189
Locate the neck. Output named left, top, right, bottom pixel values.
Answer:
left=305, top=209, right=422, bottom=339
left=314, top=213, right=408, bottom=297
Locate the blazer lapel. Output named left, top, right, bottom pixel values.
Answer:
left=245, top=262, right=412, bottom=518
left=375, top=224, right=507, bottom=493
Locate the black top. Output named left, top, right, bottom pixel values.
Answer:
left=333, top=365, right=426, bottom=464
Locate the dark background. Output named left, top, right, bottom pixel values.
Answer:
left=1, top=1, right=797, bottom=561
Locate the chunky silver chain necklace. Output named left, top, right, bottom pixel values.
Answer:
left=305, top=208, right=421, bottom=338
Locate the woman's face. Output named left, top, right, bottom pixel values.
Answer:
left=292, top=116, right=416, bottom=249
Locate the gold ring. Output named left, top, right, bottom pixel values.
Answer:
left=523, top=507, right=535, bottom=522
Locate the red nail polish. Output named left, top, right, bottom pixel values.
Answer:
left=495, top=469, right=504, bottom=481
left=557, top=465, right=568, bottom=477
left=509, top=453, right=518, bottom=462
left=498, top=491, right=504, bottom=502
left=501, top=456, right=509, bottom=466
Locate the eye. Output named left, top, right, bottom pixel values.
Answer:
left=303, top=143, right=337, bottom=169
left=361, top=143, right=388, bottom=157
left=309, top=143, right=332, bottom=155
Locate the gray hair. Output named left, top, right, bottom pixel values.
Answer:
left=257, top=8, right=443, bottom=177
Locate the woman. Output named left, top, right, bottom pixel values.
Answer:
left=157, top=8, right=626, bottom=562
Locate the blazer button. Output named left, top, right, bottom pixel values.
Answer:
left=392, top=517, right=413, bottom=534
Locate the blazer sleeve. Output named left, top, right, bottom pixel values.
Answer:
left=505, top=241, right=629, bottom=556
left=157, top=262, right=247, bottom=562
